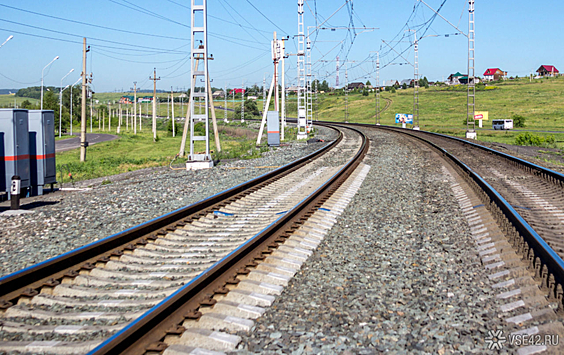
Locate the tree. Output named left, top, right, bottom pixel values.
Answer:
left=20, top=100, right=33, bottom=109
left=365, top=80, right=372, bottom=86
left=402, top=83, right=407, bottom=90
left=235, top=99, right=260, bottom=120
left=320, top=80, right=330, bottom=92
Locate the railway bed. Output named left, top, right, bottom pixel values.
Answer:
left=2, top=123, right=564, bottom=353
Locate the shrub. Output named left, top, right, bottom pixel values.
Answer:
left=512, top=114, right=526, bottom=128
left=514, top=132, right=556, bottom=147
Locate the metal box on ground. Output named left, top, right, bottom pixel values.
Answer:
left=29, top=110, right=56, bottom=195
left=0, top=109, right=30, bottom=197
left=267, top=111, right=280, bottom=147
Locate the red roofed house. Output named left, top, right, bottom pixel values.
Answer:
left=483, top=68, right=507, bottom=81
left=229, top=88, right=246, bottom=95
left=537, top=65, right=559, bottom=77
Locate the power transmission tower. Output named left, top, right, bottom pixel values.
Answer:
left=296, top=0, right=307, bottom=139
left=149, top=68, right=160, bottom=142
left=466, top=0, right=476, bottom=139
left=187, top=0, right=213, bottom=168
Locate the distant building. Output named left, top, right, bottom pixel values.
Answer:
left=483, top=68, right=507, bottom=81
left=138, top=96, right=153, bottom=103
left=212, top=90, right=225, bottom=98
left=347, top=82, right=365, bottom=90
left=399, top=79, right=414, bottom=87
left=383, top=80, right=399, bottom=87
left=447, top=72, right=465, bottom=85
left=119, top=95, right=134, bottom=104
left=537, top=65, right=559, bottom=77
left=229, top=88, right=246, bottom=95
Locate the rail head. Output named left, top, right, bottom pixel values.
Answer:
left=371, top=124, right=564, bottom=309
left=87, top=124, right=369, bottom=355
left=0, top=124, right=342, bottom=304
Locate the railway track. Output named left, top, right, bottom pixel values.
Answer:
left=0, top=124, right=369, bottom=354
left=365, top=125, right=564, bottom=353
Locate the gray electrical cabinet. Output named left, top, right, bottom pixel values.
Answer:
left=267, top=111, right=280, bottom=147
left=0, top=109, right=30, bottom=197
left=29, top=110, right=56, bottom=195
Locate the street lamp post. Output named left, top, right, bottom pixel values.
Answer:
left=58, top=69, right=74, bottom=137
left=0, top=35, right=13, bottom=49
left=41, top=56, right=59, bottom=110
left=58, top=85, right=69, bottom=136
left=70, top=77, right=81, bottom=135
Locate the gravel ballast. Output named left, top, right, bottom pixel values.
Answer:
left=234, top=129, right=507, bottom=354
left=0, top=126, right=337, bottom=277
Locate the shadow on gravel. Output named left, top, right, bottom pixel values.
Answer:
left=0, top=200, right=59, bottom=212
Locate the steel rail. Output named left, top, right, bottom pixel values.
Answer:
left=0, top=124, right=342, bottom=306
left=88, top=124, right=369, bottom=355
left=361, top=123, right=564, bottom=310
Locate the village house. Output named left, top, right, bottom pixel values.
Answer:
left=228, top=88, right=245, bottom=95
left=347, top=82, right=365, bottom=90
left=383, top=80, right=399, bottom=87
left=399, top=79, right=414, bottom=87
left=537, top=65, right=559, bottom=77
left=119, top=95, right=134, bottom=104
left=447, top=72, right=479, bottom=85
left=483, top=68, right=507, bottom=81
left=212, top=90, right=225, bottom=98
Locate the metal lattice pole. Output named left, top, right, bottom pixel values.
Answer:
left=296, top=0, right=307, bottom=138
left=306, top=35, right=312, bottom=132
left=188, top=0, right=211, bottom=163
left=344, top=65, right=348, bottom=123
left=241, top=80, right=245, bottom=123
left=413, top=29, right=420, bottom=130
left=224, top=83, right=228, bottom=123
left=314, top=80, right=318, bottom=121
left=376, top=51, right=380, bottom=125
left=466, top=0, right=476, bottom=136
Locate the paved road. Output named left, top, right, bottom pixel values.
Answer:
left=55, top=133, right=119, bottom=153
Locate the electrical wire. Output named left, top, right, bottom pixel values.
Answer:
left=244, top=0, right=288, bottom=36
left=0, top=18, right=189, bottom=54
left=0, top=3, right=188, bottom=41
left=108, top=0, right=190, bottom=29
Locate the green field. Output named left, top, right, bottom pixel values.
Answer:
left=316, top=76, right=564, bottom=147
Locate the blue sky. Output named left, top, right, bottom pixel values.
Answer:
left=0, top=0, right=562, bottom=92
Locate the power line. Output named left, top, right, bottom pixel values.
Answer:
left=0, top=3, right=189, bottom=41
left=245, top=0, right=288, bottom=36
left=0, top=18, right=189, bottom=54
left=108, top=0, right=190, bottom=29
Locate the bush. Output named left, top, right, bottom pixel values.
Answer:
left=512, top=114, right=526, bottom=128
left=167, top=118, right=182, bottom=133
left=514, top=132, right=556, bottom=147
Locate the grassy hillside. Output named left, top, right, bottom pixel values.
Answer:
left=316, top=76, right=564, bottom=147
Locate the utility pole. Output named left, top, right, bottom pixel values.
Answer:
left=466, top=0, right=476, bottom=139
left=344, top=66, right=349, bottom=122
left=80, top=38, right=89, bottom=162
left=224, top=83, right=228, bottom=123
left=262, top=74, right=267, bottom=114
left=89, top=74, right=93, bottom=133
left=241, top=80, right=245, bottom=122
left=375, top=51, right=380, bottom=125
left=179, top=55, right=201, bottom=157
left=409, top=29, right=420, bottom=130
left=150, top=68, right=160, bottom=142
left=133, top=81, right=137, bottom=134
left=171, top=86, right=175, bottom=137
left=185, top=0, right=213, bottom=168
left=296, top=0, right=307, bottom=139
left=118, top=102, right=122, bottom=133
left=139, top=102, right=142, bottom=131
left=281, top=38, right=286, bottom=140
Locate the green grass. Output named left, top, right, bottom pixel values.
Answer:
left=55, top=122, right=284, bottom=184
left=315, top=76, right=564, bottom=148
left=0, top=94, right=39, bottom=108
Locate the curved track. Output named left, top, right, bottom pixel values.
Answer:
left=0, top=124, right=369, bottom=354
